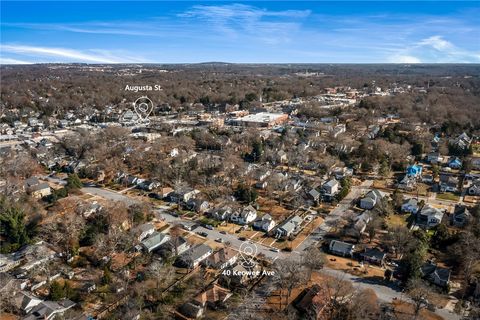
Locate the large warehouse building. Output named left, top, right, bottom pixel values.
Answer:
left=230, top=112, right=288, bottom=128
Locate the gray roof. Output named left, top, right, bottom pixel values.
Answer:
left=179, top=244, right=212, bottom=263
left=330, top=240, right=354, bottom=254
left=278, top=215, right=303, bottom=233
left=324, top=179, right=339, bottom=188
left=141, top=232, right=170, bottom=251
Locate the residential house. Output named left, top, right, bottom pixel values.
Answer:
left=169, top=188, right=200, bottom=203
left=276, top=150, right=288, bottom=164
left=211, top=206, right=233, bottom=221
left=204, top=248, right=238, bottom=270
left=451, top=204, right=471, bottom=227
left=253, top=169, right=271, bottom=182
left=332, top=167, right=353, bottom=180
left=23, top=299, right=76, bottom=320
left=137, top=180, right=160, bottom=191
left=194, top=284, right=232, bottom=310
left=471, top=157, right=480, bottom=170
left=417, top=205, right=444, bottom=229
left=401, top=198, right=420, bottom=214
left=422, top=174, right=434, bottom=184
left=351, top=211, right=372, bottom=234
left=158, top=236, right=190, bottom=257
left=186, top=199, right=210, bottom=213
left=133, top=223, right=155, bottom=241
left=24, top=177, right=51, bottom=199
left=427, top=152, right=443, bottom=164
left=231, top=205, right=257, bottom=225
left=0, top=253, right=22, bottom=272
left=14, top=292, right=43, bottom=314
left=255, top=180, right=268, bottom=189
left=406, top=164, right=423, bottom=177
left=175, top=244, right=213, bottom=269
left=468, top=180, right=480, bottom=196
left=450, top=132, right=472, bottom=150
left=295, top=284, right=329, bottom=319
left=448, top=157, right=462, bottom=169
left=141, top=232, right=171, bottom=253
left=177, top=300, right=204, bottom=319
left=16, top=242, right=57, bottom=271
left=439, top=174, right=459, bottom=192
left=397, top=175, right=416, bottom=191
left=253, top=214, right=276, bottom=232
left=329, top=240, right=355, bottom=257
left=359, top=189, right=384, bottom=210
left=361, top=248, right=387, bottom=266
left=322, top=179, right=339, bottom=200
left=275, top=215, right=303, bottom=239
left=421, top=262, right=451, bottom=288
left=307, top=188, right=321, bottom=202
left=157, top=187, right=174, bottom=198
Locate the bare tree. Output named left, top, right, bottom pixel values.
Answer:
left=301, top=245, right=326, bottom=281
left=406, top=278, right=432, bottom=320
left=273, top=258, right=309, bottom=311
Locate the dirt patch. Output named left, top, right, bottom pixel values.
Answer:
left=391, top=300, right=444, bottom=320
left=325, top=254, right=386, bottom=278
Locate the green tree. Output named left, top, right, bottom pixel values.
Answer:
left=0, top=202, right=33, bottom=253
left=101, top=266, right=112, bottom=285
left=66, top=173, right=82, bottom=190
left=49, top=281, right=65, bottom=300
left=411, top=143, right=424, bottom=156
left=235, top=183, right=258, bottom=203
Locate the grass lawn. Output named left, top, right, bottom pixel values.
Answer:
left=436, top=192, right=460, bottom=202
left=386, top=214, right=409, bottom=229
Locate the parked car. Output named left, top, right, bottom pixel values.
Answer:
left=204, top=224, right=214, bottom=230
left=169, top=212, right=179, bottom=217
left=148, top=192, right=162, bottom=200
left=197, top=231, right=208, bottom=237
left=219, top=231, right=227, bottom=235
left=215, top=238, right=223, bottom=243
left=238, top=236, right=247, bottom=241
left=270, top=248, right=280, bottom=253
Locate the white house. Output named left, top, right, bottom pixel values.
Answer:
left=253, top=214, right=276, bottom=232
left=275, top=215, right=303, bottom=239
left=417, top=205, right=444, bottom=229
left=359, top=189, right=384, bottom=210
left=322, top=179, right=340, bottom=200
left=231, top=205, right=257, bottom=225
left=401, top=198, right=420, bottom=214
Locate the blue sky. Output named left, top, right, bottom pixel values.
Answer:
left=1, top=1, right=479, bottom=64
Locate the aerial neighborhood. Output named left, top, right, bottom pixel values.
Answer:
left=1, top=63, right=480, bottom=320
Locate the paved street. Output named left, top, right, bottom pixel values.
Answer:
left=82, top=186, right=139, bottom=204
left=86, top=185, right=460, bottom=320
left=297, top=179, right=373, bottom=251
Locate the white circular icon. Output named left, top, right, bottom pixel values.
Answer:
left=239, top=241, right=257, bottom=268
left=133, top=96, right=153, bottom=122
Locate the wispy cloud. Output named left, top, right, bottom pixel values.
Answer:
left=0, top=57, right=33, bottom=65
left=0, top=44, right=144, bottom=63
left=178, top=4, right=310, bottom=44
left=389, top=35, right=480, bottom=63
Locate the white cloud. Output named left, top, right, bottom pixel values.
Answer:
left=0, top=44, right=144, bottom=63
left=180, top=4, right=311, bottom=20
left=419, top=35, right=454, bottom=51
left=389, top=54, right=421, bottom=63
left=0, top=57, right=33, bottom=64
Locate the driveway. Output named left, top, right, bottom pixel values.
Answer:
left=297, top=179, right=373, bottom=251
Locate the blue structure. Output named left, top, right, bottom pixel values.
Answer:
left=448, top=157, right=462, bottom=169
left=407, top=164, right=423, bottom=177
